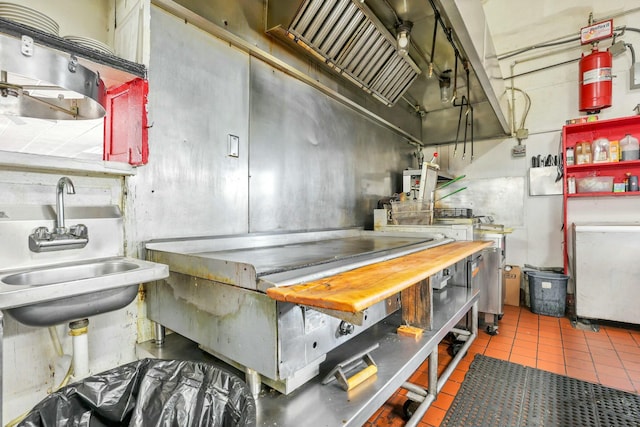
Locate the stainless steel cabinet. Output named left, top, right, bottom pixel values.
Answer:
left=573, top=223, right=640, bottom=324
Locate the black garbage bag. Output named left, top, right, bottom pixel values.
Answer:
left=18, top=358, right=256, bottom=427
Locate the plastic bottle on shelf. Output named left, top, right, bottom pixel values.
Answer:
left=575, top=143, right=584, bottom=164
left=592, top=138, right=610, bottom=163
left=609, top=140, right=620, bottom=162
left=620, top=134, right=639, bottom=161
left=566, top=147, right=575, bottom=165
left=583, top=142, right=592, bottom=163
left=576, top=141, right=592, bottom=164
left=567, top=176, right=576, bottom=194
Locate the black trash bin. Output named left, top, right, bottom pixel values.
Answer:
left=526, top=270, right=569, bottom=317
left=17, top=358, right=256, bottom=427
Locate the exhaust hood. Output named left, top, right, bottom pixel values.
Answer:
left=267, top=0, right=511, bottom=145
left=267, top=0, right=421, bottom=106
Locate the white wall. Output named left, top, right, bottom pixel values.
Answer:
left=439, top=1, right=640, bottom=268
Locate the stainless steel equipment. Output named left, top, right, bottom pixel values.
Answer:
left=573, top=223, right=640, bottom=325
left=402, top=166, right=438, bottom=201
left=144, top=229, right=482, bottom=395
left=139, top=284, right=480, bottom=427
left=264, top=0, right=510, bottom=143
left=474, top=225, right=507, bottom=328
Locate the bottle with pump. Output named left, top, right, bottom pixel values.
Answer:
left=429, top=152, right=438, bottom=164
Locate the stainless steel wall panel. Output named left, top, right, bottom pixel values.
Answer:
left=172, top=0, right=422, bottom=137
left=125, top=8, right=250, bottom=249
left=248, top=58, right=411, bottom=232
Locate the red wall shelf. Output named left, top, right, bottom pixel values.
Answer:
left=562, top=115, right=640, bottom=274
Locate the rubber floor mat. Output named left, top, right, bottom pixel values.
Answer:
left=441, top=355, right=640, bottom=427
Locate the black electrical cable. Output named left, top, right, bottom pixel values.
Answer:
left=426, top=0, right=464, bottom=62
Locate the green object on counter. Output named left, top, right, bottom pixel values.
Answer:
left=436, top=174, right=466, bottom=190
left=436, top=186, right=467, bottom=201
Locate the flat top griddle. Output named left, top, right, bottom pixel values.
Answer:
left=194, top=235, right=437, bottom=276
left=145, top=229, right=453, bottom=291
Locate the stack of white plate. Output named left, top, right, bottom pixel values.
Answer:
left=63, top=35, right=114, bottom=55
left=0, top=2, right=59, bottom=36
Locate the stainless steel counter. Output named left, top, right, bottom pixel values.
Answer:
left=139, top=285, right=478, bottom=426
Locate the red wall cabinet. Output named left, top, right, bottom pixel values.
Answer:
left=103, top=78, right=149, bottom=166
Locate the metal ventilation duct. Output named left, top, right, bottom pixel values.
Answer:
left=267, top=0, right=420, bottom=106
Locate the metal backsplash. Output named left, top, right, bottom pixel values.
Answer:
left=125, top=7, right=413, bottom=247
left=0, top=205, right=124, bottom=271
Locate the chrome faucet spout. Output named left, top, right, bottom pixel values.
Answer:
left=28, top=177, right=88, bottom=252
left=56, top=177, right=75, bottom=234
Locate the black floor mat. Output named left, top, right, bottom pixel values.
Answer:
left=441, top=355, right=640, bottom=427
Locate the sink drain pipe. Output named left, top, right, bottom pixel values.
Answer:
left=69, top=319, right=90, bottom=379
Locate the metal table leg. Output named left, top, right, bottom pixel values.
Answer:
left=401, top=300, right=478, bottom=426
left=154, top=322, right=165, bottom=347
left=404, top=347, right=438, bottom=427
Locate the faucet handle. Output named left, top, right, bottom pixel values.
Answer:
left=33, top=226, right=51, bottom=240
left=69, top=224, right=88, bottom=238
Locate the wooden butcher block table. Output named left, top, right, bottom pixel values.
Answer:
left=267, top=240, right=492, bottom=330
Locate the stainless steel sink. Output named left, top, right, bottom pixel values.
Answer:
left=2, top=259, right=139, bottom=286
left=0, top=257, right=169, bottom=327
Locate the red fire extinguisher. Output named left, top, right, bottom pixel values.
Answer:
left=579, top=47, right=612, bottom=113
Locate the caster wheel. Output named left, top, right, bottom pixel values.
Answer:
left=403, top=399, right=420, bottom=420
left=486, top=325, right=499, bottom=336
left=498, top=313, right=504, bottom=321
left=448, top=340, right=465, bottom=357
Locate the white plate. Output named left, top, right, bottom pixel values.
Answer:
left=0, top=2, right=59, bottom=35
left=63, top=35, right=114, bottom=55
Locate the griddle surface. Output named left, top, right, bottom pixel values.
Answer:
left=194, top=235, right=433, bottom=275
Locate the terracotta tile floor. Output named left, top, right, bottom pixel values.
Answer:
left=365, top=305, right=640, bottom=427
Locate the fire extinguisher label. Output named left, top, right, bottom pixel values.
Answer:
left=583, top=67, right=612, bottom=85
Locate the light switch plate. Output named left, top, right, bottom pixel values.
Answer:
left=227, top=134, right=239, bottom=157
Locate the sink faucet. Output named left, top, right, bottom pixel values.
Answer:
left=28, top=177, right=89, bottom=253
left=55, top=177, right=75, bottom=234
